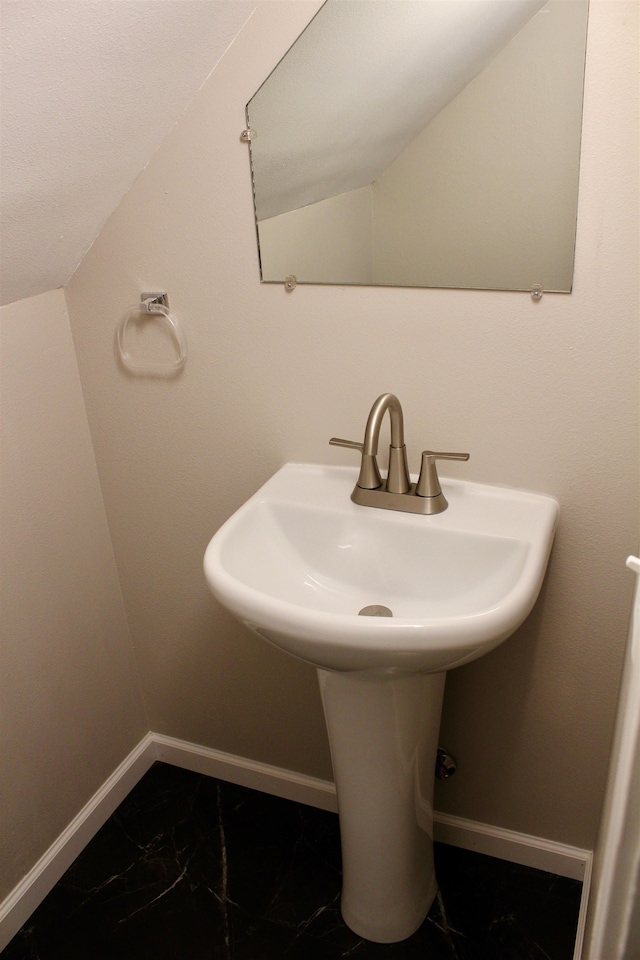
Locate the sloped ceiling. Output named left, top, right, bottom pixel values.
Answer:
left=0, top=0, right=257, bottom=306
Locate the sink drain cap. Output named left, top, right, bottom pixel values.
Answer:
left=358, top=604, right=393, bottom=617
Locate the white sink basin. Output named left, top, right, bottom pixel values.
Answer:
left=204, top=463, right=558, bottom=674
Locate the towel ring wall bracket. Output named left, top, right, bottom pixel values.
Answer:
left=116, top=292, right=187, bottom=375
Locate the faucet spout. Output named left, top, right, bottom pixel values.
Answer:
left=359, top=393, right=411, bottom=493
left=362, top=393, right=404, bottom=454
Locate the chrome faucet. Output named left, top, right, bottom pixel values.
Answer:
left=330, top=393, right=469, bottom=515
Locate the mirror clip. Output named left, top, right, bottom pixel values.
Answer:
left=240, top=129, right=256, bottom=142
left=531, top=284, right=544, bottom=301
left=284, top=275, right=297, bottom=292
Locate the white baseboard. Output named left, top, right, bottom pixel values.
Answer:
left=432, top=810, right=590, bottom=881
left=0, top=733, right=592, bottom=956
left=152, top=733, right=338, bottom=812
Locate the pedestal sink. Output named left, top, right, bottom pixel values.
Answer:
left=203, top=463, right=558, bottom=942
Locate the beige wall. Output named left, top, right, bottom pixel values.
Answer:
left=0, top=289, right=147, bottom=902
left=65, top=0, right=638, bottom=852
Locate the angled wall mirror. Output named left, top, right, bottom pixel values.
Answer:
left=245, top=0, right=589, bottom=293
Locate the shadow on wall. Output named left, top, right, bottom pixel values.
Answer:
left=436, top=573, right=558, bottom=825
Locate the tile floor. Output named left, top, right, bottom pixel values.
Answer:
left=4, top=762, right=583, bottom=959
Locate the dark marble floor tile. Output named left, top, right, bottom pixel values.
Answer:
left=433, top=844, right=582, bottom=960
left=3, top=762, right=582, bottom=960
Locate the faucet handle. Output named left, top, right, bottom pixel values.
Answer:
left=416, top=450, right=469, bottom=499
left=329, top=437, right=382, bottom=490
left=329, top=437, right=363, bottom=451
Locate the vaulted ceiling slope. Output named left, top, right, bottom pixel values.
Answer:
left=0, top=0, right=256, bottom=307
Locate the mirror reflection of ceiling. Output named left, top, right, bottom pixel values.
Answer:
left=250, top=0, right=546, bottom=221
left=247, top=0, right=589, bottom=293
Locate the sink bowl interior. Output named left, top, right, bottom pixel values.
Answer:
left=222, top=500, right=528, bottom=619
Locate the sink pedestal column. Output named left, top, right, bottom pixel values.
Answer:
left=317, top=668, right=446, bottom=943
